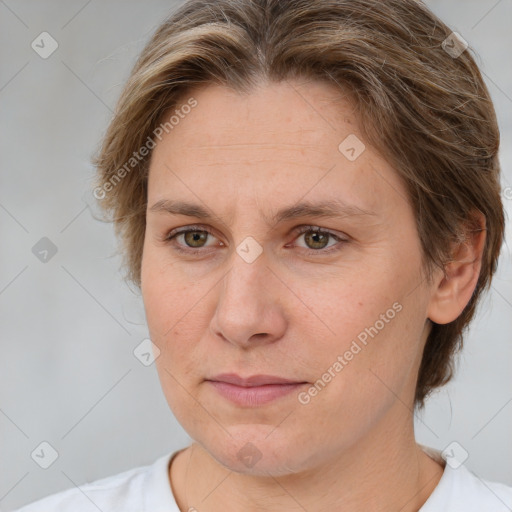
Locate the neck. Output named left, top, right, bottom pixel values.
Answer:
left=169, top=405, right=444, bottom=512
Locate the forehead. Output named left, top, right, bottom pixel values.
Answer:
left=147, top=80, right=408, bottom=220
left=162, top=79, right=359, bottom=149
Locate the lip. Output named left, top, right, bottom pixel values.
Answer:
left=206, top=373, right=307, bottom=406
left=208, top=373, right=304, bottom=387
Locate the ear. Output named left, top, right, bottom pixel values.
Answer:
left=427, top=211, right=486, bottom=325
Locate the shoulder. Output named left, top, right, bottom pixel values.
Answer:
left=422, top=461, right=512, bottom=511
left=12, top=451, right=178, bottom=512
left=457, top=466, right=512, bottom=509
left=13, top=464, right=150, bottom=512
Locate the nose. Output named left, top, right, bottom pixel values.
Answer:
left=209, top=248, right=287, bottom=349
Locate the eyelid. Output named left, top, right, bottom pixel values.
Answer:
left=165, top=224, right=219, bottom=242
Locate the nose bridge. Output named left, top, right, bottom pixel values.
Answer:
left=210, top=242, right=285, bottom=347
left=229, top=239, right=268, bottom=298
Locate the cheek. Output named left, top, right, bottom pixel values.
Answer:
left=299, top=270, right=400, bottom=349
left=298, top=262, right=426, bottom=394
left=143, top=270, right=207, bottom=426
left=141, top=253, right=204, bottom=398
left=291, top=295, right=423, bottom=454
left=141, top=247, right=197, bottom=342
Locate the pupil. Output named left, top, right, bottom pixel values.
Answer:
left=307, top=231, right=328, bottom=249
left=186, top=231, right=206, bottom=247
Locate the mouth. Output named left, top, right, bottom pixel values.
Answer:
left=205, top=373, right=308, bottom=407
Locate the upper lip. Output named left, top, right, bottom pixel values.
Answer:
left=207, top=373, right=305, bottom=387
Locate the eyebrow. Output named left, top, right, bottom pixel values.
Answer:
left=148, top=198, right=377, bottom=227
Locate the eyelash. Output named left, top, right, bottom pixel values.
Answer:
left=163, top=224, right=348, bottom=257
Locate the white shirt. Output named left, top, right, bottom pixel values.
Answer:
left=11, top=445, right=512, bottom=511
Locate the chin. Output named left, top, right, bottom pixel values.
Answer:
left=198, top=424, right=315, bottom=477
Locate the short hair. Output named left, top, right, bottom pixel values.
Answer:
left=92, top=0, right=505, bottom=408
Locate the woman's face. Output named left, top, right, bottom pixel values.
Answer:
left=141, top=79, right=437, bottom=475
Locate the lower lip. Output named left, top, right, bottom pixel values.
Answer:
left=207, top=381, right=305, bottom=406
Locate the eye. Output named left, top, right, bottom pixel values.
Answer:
left=164, top=225, right=220, bottom=255
left=291, top=225, right=348, bottom=255
left=163, top=224, right=348, bottom=256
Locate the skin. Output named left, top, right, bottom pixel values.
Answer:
left=140, top=79, right=485, bottom=511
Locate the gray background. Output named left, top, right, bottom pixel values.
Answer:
left=0, top=0, right=511, bottom=509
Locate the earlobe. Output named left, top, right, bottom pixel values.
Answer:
left=427, top=213, right=487, bottom=325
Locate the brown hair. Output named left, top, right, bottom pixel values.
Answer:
left=92, top=0, right=505, bottom=408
